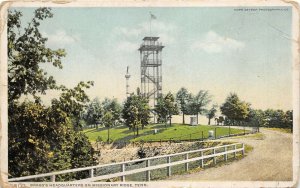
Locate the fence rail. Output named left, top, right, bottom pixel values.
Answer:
left=9, top=143, right=244, bottom=182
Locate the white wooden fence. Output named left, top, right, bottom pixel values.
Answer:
left=8, top=143, right=244, bottom=182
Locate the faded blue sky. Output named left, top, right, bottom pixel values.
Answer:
left=14, top=7, right=293, bottom=110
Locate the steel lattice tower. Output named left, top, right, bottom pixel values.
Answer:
left=138, top=37, right=164, bottom=109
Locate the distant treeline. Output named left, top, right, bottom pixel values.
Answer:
left=217, top=109, right=293, bottom=130
left=245, top=109, right=292, bottom=129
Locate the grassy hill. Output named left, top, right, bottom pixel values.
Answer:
left=83, top=124, right=248, bottom=143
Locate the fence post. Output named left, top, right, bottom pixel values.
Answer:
left=213, top=148, right=216, bottom=165
left=242, top=143, right=245, bottom=156
left=50, top=175, right=55, bottom=182
left=89, top=168, right=94, bottom=178
left=234, top=144, right=237, bottom=158
left=200, top=151, right=204, bottom=168
left=215, top=128, right=217, bottom=139
left=224, top=146, right=227, bottom=161
left=146, top=160, right=151, bottom=181
left=185, top=153, right=189, bottom=171
left=202, top=131, right=204, bottom=141
left=167, top=156, right=171, bottom=176
left=121, top=163, right=125, bottom=182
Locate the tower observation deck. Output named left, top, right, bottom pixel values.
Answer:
left=138, top=36, right=164, bottom=109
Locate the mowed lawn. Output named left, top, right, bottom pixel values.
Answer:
left=83, top=124, right=248, bottom=143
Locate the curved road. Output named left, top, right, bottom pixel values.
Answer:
left=168, top=128, right=293, bottom=181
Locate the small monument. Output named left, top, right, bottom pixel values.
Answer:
left=190, top=116, right=197, bottom=126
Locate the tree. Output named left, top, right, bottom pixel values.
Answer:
left=220, top=93, right=251, bottom=125
left=8, top=8, right=97, bottom=179
left=284, top=110, right=293, bottom=132
left=51, top=81, right=94, bottom=131
left=102, top=111, right=114, bottom=143
left=9, top=100, right=97, bottom=180
left=188, top=90, right=212, bottom=124
left=70, top=132, right=97, bottom=179
left=253, top=109, right=293, bottom=130
left=9, top=101, right=71, bottom=178
left=215, top=116, right=225, bottom=125
left=206, top=105, right=217, bottom=125
left=220, top=93, right=251, bottom=135
left=122, top=93, right=150, bottom=136
left=176, top=87, right=190, bottom=124
left=84, top=98, right=103, bottom=129
left=102, top=98, right=122, bottom=125
left=130, top=106, right=142, bottom=136
left=244, top=108, right=293, bottom=132
left=8, top=8, right=66, bottom=102
left=218, top=116, right=225, bottom=125
left=265, top=109, right=286, bottom=128
left=100, top=97, right=123, bottom=140
left=154, top=97, right=168, bottom=124
left=244, top=109, right=265, bottom=132
left=155, top=92, right=179, bottom=126
left=164, top=92, right=179, bottom=126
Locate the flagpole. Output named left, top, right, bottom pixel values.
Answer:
left=149, top=13, right=152, bottom=36
left=149, top=12, right=156, bottom=37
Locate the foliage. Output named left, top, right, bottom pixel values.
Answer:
left=8, top=8, right=97, bottom=179
left=102, top=111, right=114, bottom=127
left=8, top=101, right=68, bottom=178
left=83, top=97, right=122, bottom=130
left=102, top=98, right=122, bottom=125
left=8, top=8, right=66, bottom=102
left=220, top=93, right=251, bottom=125
left=216, top=116, right=225, bottom=125
left=70, top=132, right=97, bottom=179
left=245, top=109, right=265, bottom=127
left=176, top=87, right=190, bottom=124
left=51, top=81, right=94, bottom=131
left=206, top=105, right=217, bottom=125
left=102, top=111, right=114, bottom=142
left=155, top=92, right=179, bottom=126
left=154, top=97, right=168, bottom=123
left=285, top=110, right=293, bottom=131
left=220, top=93, right=292, bottom=130
left=245, top=109, right=293, bottom=130
left=8, top=101, right=97, bottom=179
left=264, top=109, right=286, bottom=128
left=122, top=93, right=151, bottom=136
left=187, top=90, right=212, bottom=124
left=137, top=148, right=147, bottom=159
left=84, top=98, right=103, bottom=129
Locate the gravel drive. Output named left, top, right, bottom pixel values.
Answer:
left=167, top=128, right=293, bottom=181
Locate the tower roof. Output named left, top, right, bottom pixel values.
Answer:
left=143, top=36, right=159, bottom=41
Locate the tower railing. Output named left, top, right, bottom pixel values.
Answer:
left=140, top=42, right=162, bottom=48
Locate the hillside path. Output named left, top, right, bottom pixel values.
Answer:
left=167, top=128, right=293, bottom=181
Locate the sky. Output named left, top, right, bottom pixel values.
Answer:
left=13, top=7, right=293, bottom=111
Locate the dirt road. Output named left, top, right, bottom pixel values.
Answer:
left=168, top=128, right=293, bottom=181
